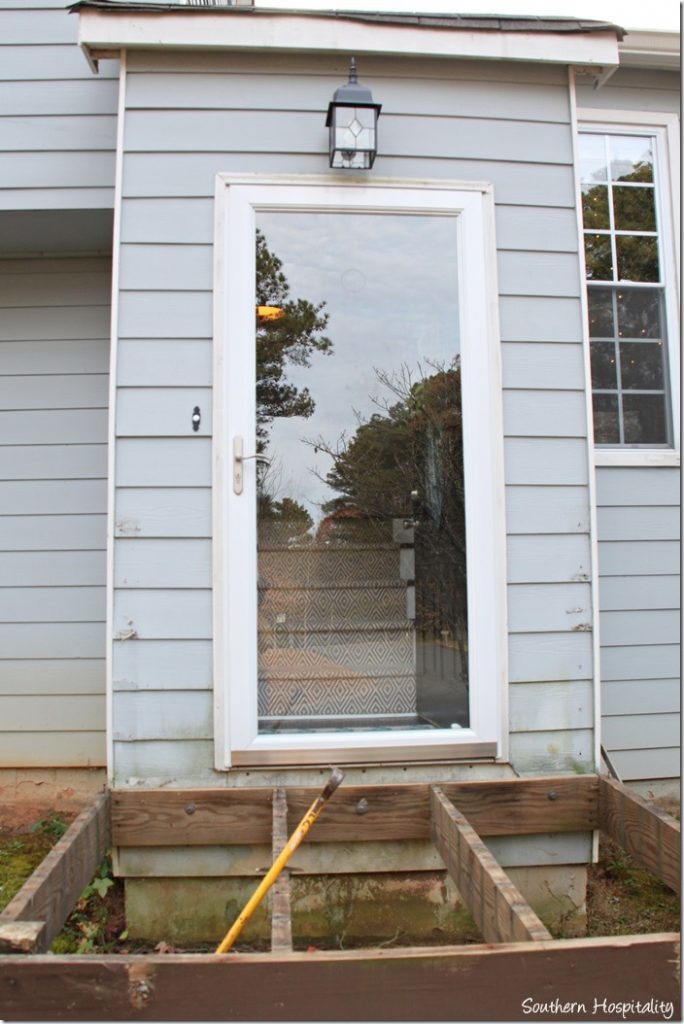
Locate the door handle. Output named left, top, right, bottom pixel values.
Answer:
left=233, top=436, right=271, bottom=495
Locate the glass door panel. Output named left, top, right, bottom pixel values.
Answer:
left=254, top=211, right=468, bottom=734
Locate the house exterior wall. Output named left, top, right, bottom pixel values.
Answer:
left=576, top=68, right=680, bottom=788
left=595, top=467, right=680, bottom=785
left=0, top=0, right=118, bottom=214
left=0, top=255, right=110, bottom=768
left=111, top=50, right=595, bottom=785
left=0, top=23, right=677, bottom=795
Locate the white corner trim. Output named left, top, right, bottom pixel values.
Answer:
left=106, top=50, right=127, bottom=785
left=569, top=69, right=602, bottom=777
left=78, top=10, right=619, bottom=67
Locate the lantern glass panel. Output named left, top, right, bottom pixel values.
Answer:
left=330, top=106, right=377, bottom=169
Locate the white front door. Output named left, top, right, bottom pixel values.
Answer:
left=213, top=177, right=507, bottom=768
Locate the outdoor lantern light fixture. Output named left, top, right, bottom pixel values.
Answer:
left=326, top=58, right=381, bottom=170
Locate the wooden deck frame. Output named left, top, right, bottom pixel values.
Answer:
left=0, top=791, right=110, bottom=954
left=0, top=776, right=679, bottom=1022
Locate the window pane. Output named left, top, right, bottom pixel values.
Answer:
left=616, top=236, right=659, bottom=282
left=619, top=341, right=665, bottom=390
left=616, top=288, right=662, bottom=339
left=582, top=184, right=610, bottom=229
left=623, top=394, right=668, bottom=444
left=609, top=136, right=653, bottom=182
left=578, top=133, right=607, bottom=182
left=593, top=394, right=620, bottom=444
left=585, top=234, right=613, bottom=280
left=588, top=287, right=614, bottom=337
left=613, top=186, right=656, bottom=231
left=255, top=211, right=468, bottom=733
left=591, top=342, right=618, bottom=389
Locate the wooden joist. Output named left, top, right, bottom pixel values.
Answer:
left=270, top=788, right=293, bottom=953
left=111, top=775, right=598, bottom=847
left=598, top=776, right=680, bottom=893
left=0, top=935, right=679, bottom=1022
left=0, top=792, right=111, bottom=954
left=430, top=786, right=552, bottom=945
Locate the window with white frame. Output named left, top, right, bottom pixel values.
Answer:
left=578, top=125, right=678, bottom=448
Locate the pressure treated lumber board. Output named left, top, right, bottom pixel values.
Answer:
left=430, top=786, right=552, bottom=944
left=0, top=936, right=679, bottom=1021
left=0, top=792, right=110, bottom=953
left=598, top=776, right=680, bottom=893
left=111, top=775, right=598, bottom=846
left=270, top=788, right=292, bottom=953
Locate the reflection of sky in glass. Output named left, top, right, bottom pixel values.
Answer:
left=256, top=211, right=460, bottom=522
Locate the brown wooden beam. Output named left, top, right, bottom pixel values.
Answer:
left=270, top=788, right=293, bottom=953
left=0, top=935, right=679, bottom=1021
left=598, top=776, right=680, bottom=893
left=0, top=792, right=111, bottom=954
left=111, top=775, right=598, bottom=847
left=430, top=786, right=552, bottom=945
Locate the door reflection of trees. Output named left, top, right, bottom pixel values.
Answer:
left=255, top=230, right=468, bottom=730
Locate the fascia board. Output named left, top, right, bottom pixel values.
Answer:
left=78, top=10, right=620, bottom=67
left=619, top=31, right=680, bottom=71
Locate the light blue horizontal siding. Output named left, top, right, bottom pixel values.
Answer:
left=0, top=550, right=105, bottom=587
left=508, top=632, right=593, bottom=684
left=124, top=109, right=573, bottom=164
left=113, top=639, right=213, bottom=691
left=115, top=539, right=211, bottom=588
left=115, top=488, right=211, bottom=538
left=113, top=50, right=595, bottom=786
left=0, top=4, right=117, bottom=210
left=116, top=388, right=212, bottom=437
left=501, top=343, right=584, bottom=391
left=582, top=66, right=680, bottom=784
left=601, top=643, right=679, bottom=682
left=123, top=153, right=576, bottom=208
left=0, top=444, right=107, bottom=481
left=602, top=678, right=679, bottom=717
left=0, top=479, right=106, bottom=514
left=507, top=534, right=591, bottom=584
left=120, top=199, right=579, bottom=254
left=576, top=68, right=680, bottom=115
left=506, top=486, right=590, bottom=534
left=0, top=256, right=109, bottom=768
left=126, top=64, right=570, bottom=121
left=608, top=747, right=680, bottom=783
left=125, top=48, right=567, bottom=86
left=0, top=658, right=105, bottom=695
left=597, top=460, right=681, bottom=785
left=117, top=339, right=212, bottom=387
left=0, top=373, right=109, bottom=410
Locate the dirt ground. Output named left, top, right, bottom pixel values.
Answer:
left=1, top=805, right=679, bottom=953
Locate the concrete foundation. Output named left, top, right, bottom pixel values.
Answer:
left=0, top=767, right=106, bottom=827
left=125, top=864, right=587, bottom=946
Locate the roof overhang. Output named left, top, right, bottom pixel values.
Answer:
left=618, top=30, right=680, bottom=71
left=75, top=6, right=621, bottom=70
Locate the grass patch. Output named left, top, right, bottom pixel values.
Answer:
left=586, top=833, right=680, bottom=937
left=0, top=815, right=69, bottom=913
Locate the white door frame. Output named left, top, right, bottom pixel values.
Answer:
left=212, top=175, right=508, bottom=769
